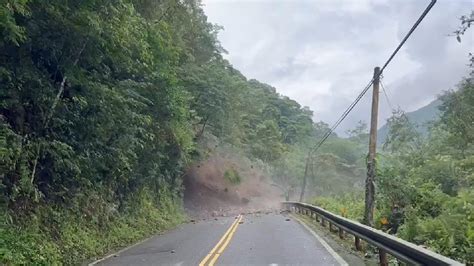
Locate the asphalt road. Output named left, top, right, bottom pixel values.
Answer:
left=94, top=212, right=347, bottom=266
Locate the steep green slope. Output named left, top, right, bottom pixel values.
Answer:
left=0, top=1, right=315, bottom=263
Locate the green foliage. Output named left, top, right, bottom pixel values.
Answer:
left=346, top=120, right=369, bottom=145
left=309, top=76, right=473, bottom=264
left=379, top=78, right=474, bottom=263
left=0, top=188, right=184, bottom=264
left=0, top=0, right=30, bottom=45
left=1, top=0, right=469, bottom=264
left=0, top=0, right=317, bottom=263
left=437, top=78, right=474, bottom=158
left=312, top=194, right=364, bottom=221
left=398, top=190, right=474, bottom=262
left=224, top=168, right=241, bottom=185
left=0, top=0, right=207, bottom=263
left=382, top=108, right=421, bottom=155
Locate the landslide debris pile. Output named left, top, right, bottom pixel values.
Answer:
left=183, top=153, right=282, bottom=219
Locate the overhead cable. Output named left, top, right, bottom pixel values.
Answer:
left=307, top=0, right=437, bottom=157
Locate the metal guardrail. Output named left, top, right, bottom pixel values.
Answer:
left=282, top=201, right=463, bottom=266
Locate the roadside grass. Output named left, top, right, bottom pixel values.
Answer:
left=0, top=190, right=185, bottom=265
left=312, top=194, right=365, bottom=222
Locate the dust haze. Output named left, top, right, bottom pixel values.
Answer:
left=183, top=146, right=283, bottom=219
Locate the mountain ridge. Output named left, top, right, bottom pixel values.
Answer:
left=377, top=99, right=442, bottom=144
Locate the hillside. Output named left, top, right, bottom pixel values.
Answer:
left=377, top=99, right=441, bottom=144
left=1, top=1, right=472, bottom=264
left=0, top=1, right=316, bottom=263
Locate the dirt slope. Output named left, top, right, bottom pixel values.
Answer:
left=183, top=154, right=282, bottom=219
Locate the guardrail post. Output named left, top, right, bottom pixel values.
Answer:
left=355, top=236, right=361, bottom=251
left=321, top=218, right=326, bottom=227
left=329, top=222, right=336, bottom=233
left=338, top=227, right=344, bottom=239
left=379, top=249, right=388, bottom=266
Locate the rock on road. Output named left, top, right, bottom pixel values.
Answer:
left=93, top=212, right=347, bottom=266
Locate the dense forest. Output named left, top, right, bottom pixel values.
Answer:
left=0, top=0, right=318, bottom=263
left=0, top=0, right=472, bottom=264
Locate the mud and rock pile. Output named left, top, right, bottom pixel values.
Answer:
left=183, top=153, right=282, bottom=219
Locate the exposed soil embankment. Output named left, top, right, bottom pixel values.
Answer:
left=183, top=154, right=282, bottom=219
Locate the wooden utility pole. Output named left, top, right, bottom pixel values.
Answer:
left=363, top=66, right=380, bottom=227
left=299, top=156, right=311, bottom=202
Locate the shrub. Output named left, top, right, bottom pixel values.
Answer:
left=224, top=168, right=241, bottom=185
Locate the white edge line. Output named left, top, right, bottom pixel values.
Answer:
left=290, top=214, right=349, bottom=266
left=88, top=233, right=158, bottom=265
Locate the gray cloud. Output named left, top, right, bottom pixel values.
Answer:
left=203, top=0, right=473, bottom=134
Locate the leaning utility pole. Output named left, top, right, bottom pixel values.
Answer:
left=363, top=66, right=380, bottom=227
left=299, top=156, right=311, bottom=202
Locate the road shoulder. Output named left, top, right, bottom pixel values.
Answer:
left=292, top=213, right=378, bottom=266
left=290, top=214, right=348, bottom=266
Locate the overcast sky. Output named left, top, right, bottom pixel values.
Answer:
left=202, top=0, right=473, bottom=134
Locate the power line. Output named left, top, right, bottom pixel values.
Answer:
left=379, top=0, right=437, bottom=76
left=309, top=79, right=374, bottom=157
left=380, top=80, right=395, bottom=111
left=300, top=0, right=437, bottom=201
left=307, top=0, right=436, bottom=157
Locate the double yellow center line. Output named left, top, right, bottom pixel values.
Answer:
left=199, top=215, right=243, bottom=266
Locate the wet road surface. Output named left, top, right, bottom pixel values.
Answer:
left=95, top=212, right=346, bottom=266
